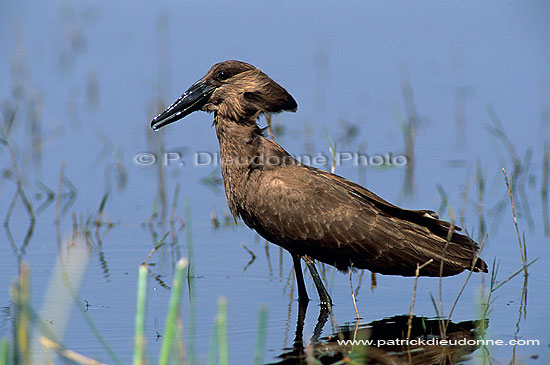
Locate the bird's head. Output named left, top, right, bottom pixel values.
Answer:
left=151, top=60, right=297, bottom=131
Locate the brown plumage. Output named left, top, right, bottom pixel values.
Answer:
left=151, top=60, right=487, bottom=307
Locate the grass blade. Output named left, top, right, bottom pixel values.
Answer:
left=13, top=264, right=31, bottom=365
left=1, top=338, right=9, bottom=364
left=206, top=317, right=218, bottom=365
left=158, top=259, right=187, bottom=365
left=217, top=297, right=228, bottom=365
left=253, top=306, right=268, bottom=365
left=133, top=264, right=148, bottom=365
left=492, top=258, right=539, bottom=292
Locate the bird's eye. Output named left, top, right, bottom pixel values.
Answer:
left=217, top=70, right=229, bottom=80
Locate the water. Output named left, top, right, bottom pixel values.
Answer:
left=1, top=1, right=549, bottom=363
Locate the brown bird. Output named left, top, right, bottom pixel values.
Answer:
left=151, top=60, right=487, bottom=308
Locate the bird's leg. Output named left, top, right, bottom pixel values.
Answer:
left=303, top=255, right=333, bottom=310
left=291, top=253, right=309, bottom=303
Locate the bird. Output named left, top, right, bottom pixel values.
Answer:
left=151, top=60, right=487, bottom=308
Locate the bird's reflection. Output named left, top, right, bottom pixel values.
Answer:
left=272, top=302, right=487, bottom=365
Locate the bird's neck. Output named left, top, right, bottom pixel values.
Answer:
left=214, top=115, right=264, bottom=217
left=214, top=115, right=263, bottom=166
left=213, top=114, right=294, bottom=218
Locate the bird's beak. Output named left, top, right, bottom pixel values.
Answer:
left=150, top=80, right=215, bottom=131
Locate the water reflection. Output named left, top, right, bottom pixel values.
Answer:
left=4, top=219, right=35, bottom=257
left=273, top=301, right=487, bottom=365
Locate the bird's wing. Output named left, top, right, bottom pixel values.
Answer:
left=243, top=164, right=481, bottom=275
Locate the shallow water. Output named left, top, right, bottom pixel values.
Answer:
left=1, top=1, right=549, bottom=363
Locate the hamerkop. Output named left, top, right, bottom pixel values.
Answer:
left=151, top=60, right=487, bottom=308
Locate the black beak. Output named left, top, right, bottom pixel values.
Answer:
left=150, top=80, right=215, bottom=131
